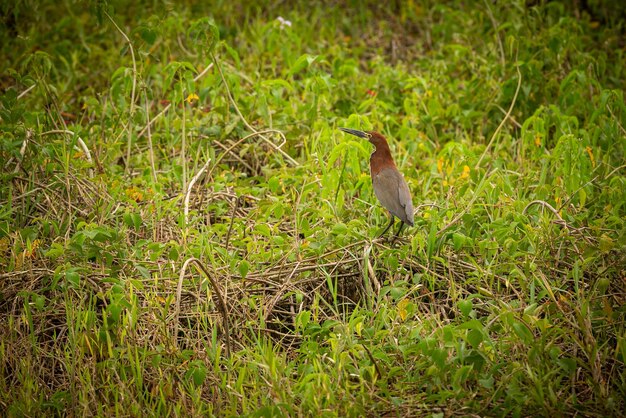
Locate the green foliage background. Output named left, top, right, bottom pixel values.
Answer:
left=1, top=0, right=625, bottom=416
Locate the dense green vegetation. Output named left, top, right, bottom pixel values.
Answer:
left=1, top=0, right=625, bottom=416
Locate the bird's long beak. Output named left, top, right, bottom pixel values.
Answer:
left=339, top=127, right=370, bottom=139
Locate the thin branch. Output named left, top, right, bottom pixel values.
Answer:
left=604, top=163, right=626, bottom=179
left=606, top=103, right=626, bottom=137
left=17, top=83, right=37, bottom=100
left=523, top=200, right=564, bottom=221
left=143, top=88, right=158, bottom=184
left=211, top=52, right=298, bottom=166
left=40, top=129, right=94, bottom=178
left=12, top=129, right=32, bottom=174
left=476, top=63, right=522, bottom=169
left=212, top=140, right=255, bottom=173
left=181, top=82, right=187, bottom=191
left=437, top=168, right=496, bottom=235
left=361, top=341, right=383, bottom=381
left=184, top=157, right=212, bottom=227
left=483, top=0, right=505, bottom=68
left=225, top=196, right=243, bottom=253
left=175, top=258, right=231, bottom=357
left=495, top=104, right=522, bottom=128
left=105, top=11, right=137, bottom=175
left=523, top=200, right=585, bottom=261
left=136, top=63, right=214, bottom=139
left=206, top=129, right=288, bottom=179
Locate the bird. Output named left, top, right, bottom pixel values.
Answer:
left=339, top=127, right=414, bottom=240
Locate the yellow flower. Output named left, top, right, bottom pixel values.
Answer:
left=24, top=239, right=41, bottom=259
left=460, top=165, right=470, bottom=179
left=585, top=146, right=596, bottom=167
left=555, top=195, right=563, bottom=217
left=534, top=134, right=541, bottom=147
left=185, top=93, right=199, bottom=104
left=125, top=186, right=144, bottom=202
left=397, top=299, right=409, bottom=321
left=437, top=157, right=444, bottom=174
left=446, top=161, right=454, bottom=176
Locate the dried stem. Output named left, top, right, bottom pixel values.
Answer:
left=476, top=62, right=522, bottom=169
left=211, top=52, right=298, bottom=166
left=184, top=157, right=212, bottom=227
left=176, top=258, right=231, bottom=357
left=144, top=88, right=158, bottom=184
left=105, top=11, right=137, bottom=175
left=40, top=130, right=94, bottom=178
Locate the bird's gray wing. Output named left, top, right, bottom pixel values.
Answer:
left=373, top=168, right=414, bottom=226
left=397, top=173, right=414, bottom=226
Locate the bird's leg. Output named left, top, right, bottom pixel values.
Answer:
left=390, top=222, right=405, bottom=244
left=378, top=215, right=395, bottom=238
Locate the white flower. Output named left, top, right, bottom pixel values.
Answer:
left=276, top=16, right=292, bottom=29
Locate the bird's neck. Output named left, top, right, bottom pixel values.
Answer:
left=369, top=144, right=395, bottom=176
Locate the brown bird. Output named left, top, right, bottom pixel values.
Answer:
left=339, top=128, right=414, bottom=239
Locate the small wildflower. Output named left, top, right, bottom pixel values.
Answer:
left=585, top=146, right=596, bottom=167
left=398, top=299, right=409, bottom=322
left=125, top=186, right=144, bottom=203
left=185, top=93, right=199, bottom=104
left=426, top=90, right=433, bottom=98
left=437, top=157, right=444, bottom=174
left=534, top=134, right=541, bottom=147
left=24, top=239, right=41, bottom=259
left=446, top=161, right=454, bottom=176
left=276, top=16, right=292, bottom=29
left=366, top=89, right=377, bottom=97
left=460, top=165, right=470, bottom=179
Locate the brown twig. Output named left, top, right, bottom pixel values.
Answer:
left=176, top=257, right=232, bottom=357
left=210, top=52, right=298, bottom=166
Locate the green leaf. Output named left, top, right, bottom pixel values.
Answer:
left=136, top=264, right=151, bottom=280
left=332, top=223, right=348, bottom=235
left=268, top=176, right=280, bottom=193
left=186, top=360, right=207, bottom=387
left=261, top=78, right=295, bottom=92
left=238, top=260, right=250, bottom=278
left=511, top=321, right=533, bottom=344
left=289, top=54, right=317, bottom=76
left=66, top=270, right=80, bottom=288
left=458, top=299, right=473, bottom=317
left=467, top=329, right=483, bottom=348
left=452, top=232, right=466, bottom=251
left=255, top=224, right=271, bottom=237
left=187, top=18, right=220, bottom=54
left=135, top=25, right=157, bottom=45
left=45, top=243, right=65, bottom=259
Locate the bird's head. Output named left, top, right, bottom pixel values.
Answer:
left=338, top=128, right=389, bottom=149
